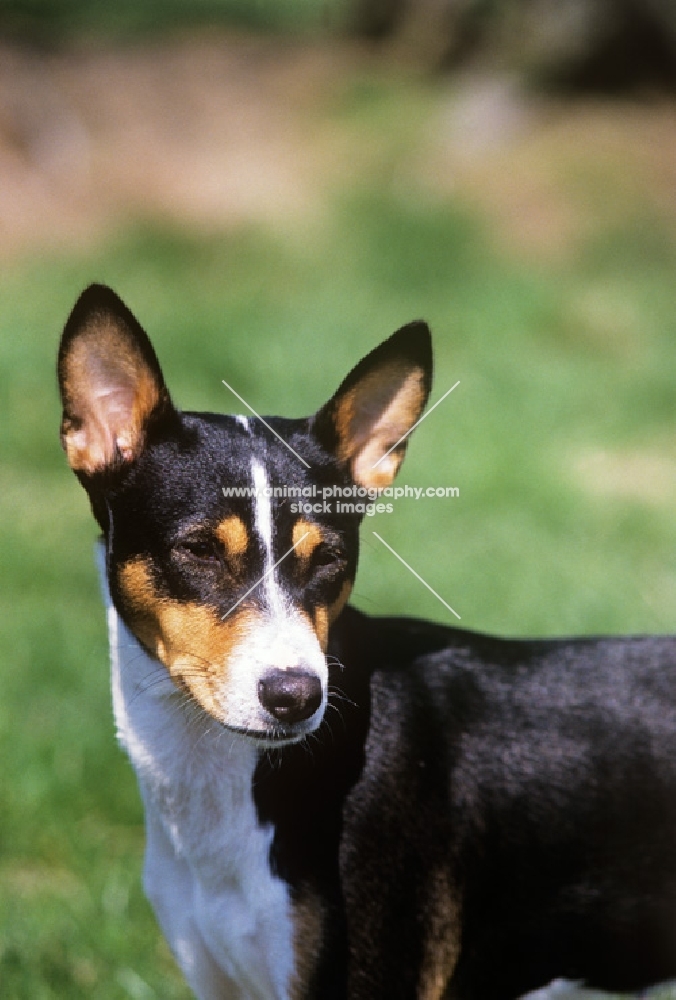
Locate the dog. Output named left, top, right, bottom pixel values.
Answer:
left=58, top=284, right=676, bottom=1000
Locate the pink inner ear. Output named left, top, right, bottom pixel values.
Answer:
left=61, top=330, right=162, bottom=475
left=64, top=384, right=144, bottom=474
left=353, top=442, right=404, bottom=490
left=345, top=367, right=426, bottom=489
left=93, top=383, right=144, bottom=460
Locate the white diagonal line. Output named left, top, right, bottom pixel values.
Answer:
left=371, top=381, right=460, bottom=470
left=372, top=531, right=461, bottom=620
left=221, top=532, right=310, bottom=620
left=222, top=379, right=311, bottom=469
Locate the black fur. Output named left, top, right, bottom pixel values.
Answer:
left=58, top=285, right=676, bottom=999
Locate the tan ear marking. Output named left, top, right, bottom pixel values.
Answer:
left=60, top=325, right=164, bottom=474
left=316, top=321, right=432, bottom=491
left=332, top=363, right=424, bottom=457
left=59, top=287, right=169, bottom=476
left=331, top=363, right=427, bottom=491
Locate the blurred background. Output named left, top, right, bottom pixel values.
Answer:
left=1, top=1, right=676, bottom=996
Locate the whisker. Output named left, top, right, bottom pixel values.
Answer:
left=326, top=655, right=346, bottom=671
left=328, top=685, right=357, bottom=710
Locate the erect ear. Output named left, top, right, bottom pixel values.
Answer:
left=312, top=321, right=432, bottom=490
left=58, top=284, right=174, bottom=477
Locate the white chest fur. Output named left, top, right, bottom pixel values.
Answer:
left=97, top=546, right=297, bottom=1000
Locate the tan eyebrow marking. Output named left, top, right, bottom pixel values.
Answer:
left=216, top=515, right=249, bottom=557
left=292, top=519, right=324, bottom=562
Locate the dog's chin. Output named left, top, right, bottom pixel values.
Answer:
left=187, top=694, right=325, bottom=748
left=222, top=723, right=311, bottom=749
left=214, top=700, right=327, bottom=748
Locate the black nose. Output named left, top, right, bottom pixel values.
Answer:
left=257, top=669, right=323, bottom=726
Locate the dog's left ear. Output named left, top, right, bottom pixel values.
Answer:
left=58, top=284, right=174, bottom=478
left=312, top=321, right=432, bottom=489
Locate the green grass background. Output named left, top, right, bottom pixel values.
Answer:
left=1, top=62, right=676, bottom=1000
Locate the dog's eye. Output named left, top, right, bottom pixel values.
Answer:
left=312, top=544, right=344, bottom=570
left=177, top=539, right=220, bottom=565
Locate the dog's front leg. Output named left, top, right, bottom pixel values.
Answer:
left=142, top=807, right=242, bottom=1000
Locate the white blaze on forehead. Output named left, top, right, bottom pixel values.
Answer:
left=251, top=459, right=284, bottom=613
left=234, top=415, right=250, bottom=432
left=252, top=459, right=272, bottom=558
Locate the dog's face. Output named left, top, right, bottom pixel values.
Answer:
left=58, top=285, right=432, bottom=745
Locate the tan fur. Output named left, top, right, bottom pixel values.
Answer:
left=329, top=580, right=353, bottom=626
left=215, top=515, right=249, bottom=558
left=117, top=557, right=257, bottom=719
left=292, top=519, right=324, bottom=562
left=312, top=606, right=329, bottom=652
left=331, top=362, right=426, bottom=489
left=290, top=889, right=325, bottom=1000
left=417, top=870, right=462, bottom=1000
left=60, top=321, right=162, bottom=474
left=307, top=582, right=352, bottom=651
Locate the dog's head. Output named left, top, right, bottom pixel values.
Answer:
left=58, top=284, right=432, bottom=744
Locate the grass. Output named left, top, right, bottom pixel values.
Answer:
left=1, top=88, right=676, bottom=1000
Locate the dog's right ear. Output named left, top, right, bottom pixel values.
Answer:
left=311, top=321, right=433, bottom=490
left=58, top=284, right=174, bottom=478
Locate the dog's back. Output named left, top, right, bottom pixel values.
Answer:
left=329, top=608, right=676, bottom=998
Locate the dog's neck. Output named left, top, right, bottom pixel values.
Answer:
left=98, top=542, right=263, bottom=858
left=97, top=542, right=302, bottom=1000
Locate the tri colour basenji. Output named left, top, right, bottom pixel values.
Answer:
left=58, top=284, right=676, bottom=1000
